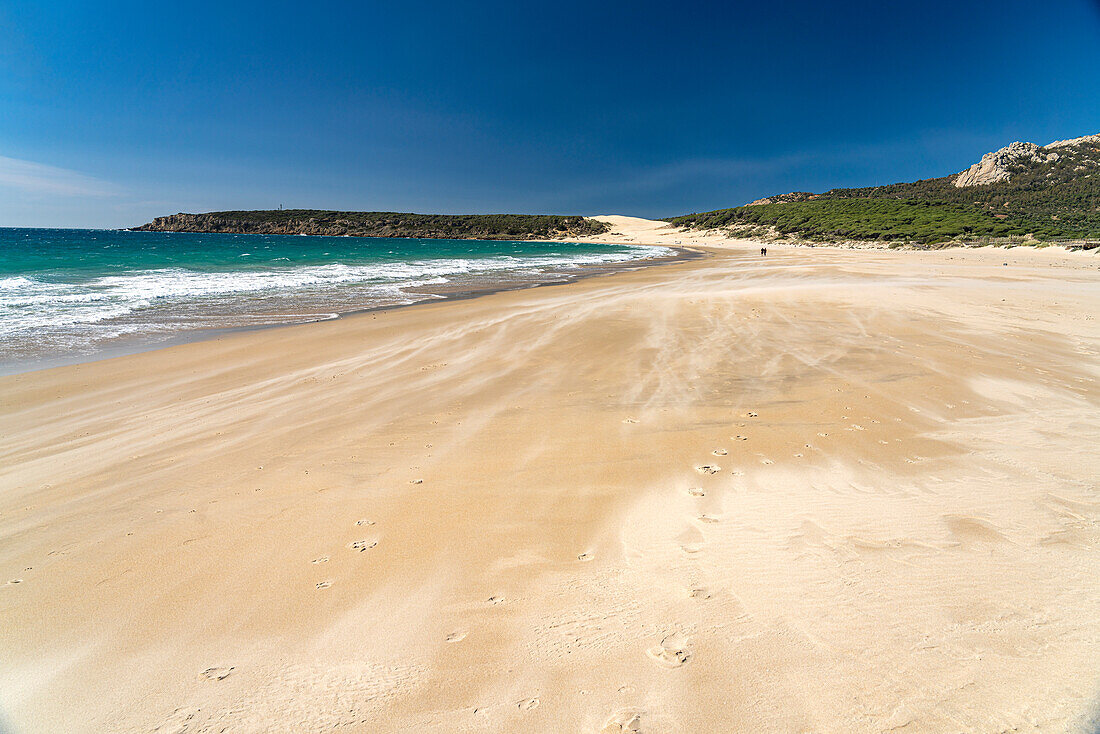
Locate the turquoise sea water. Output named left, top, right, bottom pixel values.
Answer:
left=0, top=228, right=670, bottom=370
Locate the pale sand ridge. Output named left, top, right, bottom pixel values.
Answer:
left=1, top=236, right=1099, bottom=732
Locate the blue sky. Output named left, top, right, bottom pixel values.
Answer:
left=1, top=0, right=1099, bottom=228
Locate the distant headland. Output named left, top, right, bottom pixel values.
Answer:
left=131, top=210, right=610, bottom=240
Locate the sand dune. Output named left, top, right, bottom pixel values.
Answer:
left=2, top=241, right=1099, bottom=732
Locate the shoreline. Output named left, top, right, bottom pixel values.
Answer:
left=0, top=237, right=698, bottom=377
left=5, top=226, right=1097, bottom=379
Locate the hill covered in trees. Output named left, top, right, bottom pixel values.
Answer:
left=133, top=210, right=610, bottom=240
left=669, top=134, right=1100, bottom=246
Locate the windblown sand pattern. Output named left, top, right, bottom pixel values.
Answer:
left=1, top=242, right=1098, bottom=732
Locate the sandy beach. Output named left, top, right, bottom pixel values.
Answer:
left=2, top=229, right=1099, bottom=732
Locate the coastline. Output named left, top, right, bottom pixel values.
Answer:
left=0, top=234, right=696, bottom=377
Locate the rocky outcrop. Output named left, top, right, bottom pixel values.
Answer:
left=952, top=134, right=1100, bottom=188
left=746, top=192, right=817, bottom=206
left=1046, top=133, right=1100, bottom=149
left=953, top=141, right=1059, bottom=187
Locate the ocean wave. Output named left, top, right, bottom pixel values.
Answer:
left=0, top=245, right=669, bottom=350
left=0, top=275, right=39, bottom=290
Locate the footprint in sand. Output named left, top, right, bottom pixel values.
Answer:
left=356, top=519, right=375, bottom=527
left=349, top=539, right=378, bottom=552
left=200, top=666, right=234, bottom=681
left=746, top=411, right=758, bottom=417
left=689, top=587, right=712, bottom=600
left=446, top=631, right=467, bottom=643
left=732, top=435, right=748, bottom=441
left=760, top=458, right=774, bottom=465
left=696, top=514, right=720, bottom=524
left=311, top=556, right=329, bottom=564
left=817, top=432, right=829, bottom=437
left=695, top=465, right=720, bottom=475
left=316, top=580, right=332, bottom=589
left=622, top=418, right=639, bottom=424
left=712, top=448, right=727, bottom=456
left=517, top=696, right=540, bottom=710
left=680, top=543, right=703, bottom=555
left=410, top=479, right=424, bottom=484
left=578, top=552, right=594, bottom=562
left=687, top=488, right=705, bottom=497
left=601, top=709, right=644, bottom=733
left=646, top=633, right=691, bottom=667
left=487, top=595, right=506, bottom=605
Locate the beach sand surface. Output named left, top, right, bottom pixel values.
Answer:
left=2, top=234, right=1099, bottom=732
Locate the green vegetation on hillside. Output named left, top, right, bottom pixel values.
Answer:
left=670, top=138, right=1100, bottom=245
left=669, top=199, right=1026, bottom=244
left=134, top=210, right=610, bottom=240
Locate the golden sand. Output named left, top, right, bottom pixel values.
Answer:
left=2, top=238, right=1099, bottom=732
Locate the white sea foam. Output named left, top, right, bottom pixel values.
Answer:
left=0, top=246, right=669, bottom=360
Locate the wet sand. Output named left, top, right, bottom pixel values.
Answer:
left=1, top=241, right=1099, bottom=732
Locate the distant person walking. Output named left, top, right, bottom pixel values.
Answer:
left=760, top=247, right=767, bottom=256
